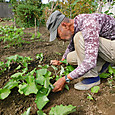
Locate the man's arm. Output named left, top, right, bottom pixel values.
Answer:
left=51, top=38, right=75, bottom=65
left=69, top=18, right=101, bottom=79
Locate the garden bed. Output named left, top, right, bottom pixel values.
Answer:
left=0, top=21, right=115, bottom=115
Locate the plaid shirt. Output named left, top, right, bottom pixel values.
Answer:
left=62, top=13, right=115, bottom=79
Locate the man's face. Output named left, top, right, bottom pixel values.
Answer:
left=57, top=23, right=73, bottom=42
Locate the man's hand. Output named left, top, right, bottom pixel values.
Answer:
left=52, top=77, right=66, bottom=92
left=50, top=60, right=61, bottom=65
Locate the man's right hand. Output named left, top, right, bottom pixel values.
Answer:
left=50, top=60, right=61, bottom=65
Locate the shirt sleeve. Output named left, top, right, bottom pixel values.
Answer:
left=62, top=36, right=75, bottom=59
left=69, top=18, right=101, bottom=79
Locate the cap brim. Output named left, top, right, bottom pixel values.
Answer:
left=50, top=29, right=57, bottom=42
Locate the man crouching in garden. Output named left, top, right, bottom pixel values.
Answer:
left=46, top=10, right=115, bottom=92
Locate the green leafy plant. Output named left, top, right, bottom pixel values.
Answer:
left=54, top=59, right=75, bottom=90
left=99, top=65, right=115, bottom=87
left=0, top=53, right=55, bottom=112
left=87, top=86, right=100, bottom=100
left=23, top=104, right=76, bottom=115
left=36, top=53, right=43, bottom=63
left=21, top=107, right=31, bottom=115
left=0, top=55, right=77, bottom=113
left=0, top=54, right=33, bottom=75
left=30, top=32, right=41, bottom=40
left=49, top=104, right=76, bottom=115
left=37, top=104, right=76, bottom=115
left=57, top=0, right=97, bottom=18
left=0, top=67, right=53, bottom=109
left=0, top=61, right=6, bottom=75
left=0, top=25, right=30, bottom=47
left=55, top=52, right=62, bottom=56
left=11, top=0, right=43, bottom=27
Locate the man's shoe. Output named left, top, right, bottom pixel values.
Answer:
left=74, top=76, right=100, bottom=90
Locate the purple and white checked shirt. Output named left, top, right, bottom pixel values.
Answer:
left=62, top=13, right=115, bottom=79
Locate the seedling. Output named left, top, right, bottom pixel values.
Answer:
left=37, top=104, right=76, bottom=115
left=36, top=53, right=43, bottom=63
left=87, top=86, right=100, bottom=100
left=99, top=65, right=115, bottom=88
left=55, top=52, right=62, bottom=56
left=21, top=107, right=31, bottom=115
left=0, top=25, right=30, bottom=47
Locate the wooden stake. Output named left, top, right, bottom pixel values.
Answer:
left=35, top=18, right=37, bottom=37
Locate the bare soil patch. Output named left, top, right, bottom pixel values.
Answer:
left=0, top=21, right=115, bottom=115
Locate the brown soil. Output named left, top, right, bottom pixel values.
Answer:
left=0, top=21, right=115, bottom=115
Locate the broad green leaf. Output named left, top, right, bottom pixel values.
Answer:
left=19, top=82, right=38, bottom=95
left=0, top=88, right=11, bottom=100
left=55, top=52, right=62, bottom=56
left=23, top=62, right=28, bottom=68
left=5, top=60, right=11, bottom=67
left=99, top=72, right=110, bottom=78
left=65, top=84, right=69, bottom=90
left=108, top=65, right=115, bottom=74
left=6, top=55, right=18, bottom=62
left=91, top=86, right=100, bottom=93
left=0, top=61, right=4, bottom=66
left=36, top=69, right=47, bottom=76
left=26, top=75, right=34, bottom=84
left=36, top=53, right=43, bottom=62
left=87, top=93, right=93, bottom=100
left=66, top=65, right=75, bottom=72
left=51, top=65, right=58, bottom=71
left=60, top=59, right=68, bottom=64
left=19, top=76, right=38, bottom=95
left=16, top=65, right=21, bottom=70
left=22, top=68, right=28, bottom=74
left=45, top=71, right=51, bottom=78
left=11, top=72, right=23, bottom=79
left=39, top=88, right=48, bottom=95
left=49, top=104, right=76, bottom=115
left=37, top=110, right=46, bottom=115
left=44, top=65, right=49, bottom=69
left=3, top=79, right=19, bottom=89
left=36, top=70, right=46, bottom=85
left=18, top=83, right=27, bottom=94
left=44, top=77, right=50, bottom=88
left=21, top=107, right=31, bottom=115
left=56, top=75, right=60, bottom=81
left=36, top=75, right=45, bottom=85
left=39, top=87, right=51, bottom=96
left=38, top=65, right=49, bottom=69
left=29, top=68, right=36, bottom=75
left=38, top=65, right=42, bottom=68
left=35, top=92, right=49, bottom=110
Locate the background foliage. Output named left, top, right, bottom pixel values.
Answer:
left=10, top=0, right=43, bottom=27
left=2, top=0, right=113, bottom=27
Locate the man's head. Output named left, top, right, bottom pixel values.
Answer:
left=46, top=10, right=65, bottom=42
left=46, top=10, right=74, bottom=42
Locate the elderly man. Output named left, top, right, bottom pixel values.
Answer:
left=46, top=10, right=115, bottom=92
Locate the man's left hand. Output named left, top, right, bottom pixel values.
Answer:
left=52, top=77, right=66, bottom=92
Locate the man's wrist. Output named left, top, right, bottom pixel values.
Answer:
left=65, top=75, right=70, bottom=83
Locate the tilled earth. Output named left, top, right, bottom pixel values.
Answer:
left=0, top=21, right=115, bottom=115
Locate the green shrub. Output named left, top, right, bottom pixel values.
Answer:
left=11, top=0, right=43, bottom=27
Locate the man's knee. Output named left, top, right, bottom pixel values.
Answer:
left=67, top=51, right=78, bottom=65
